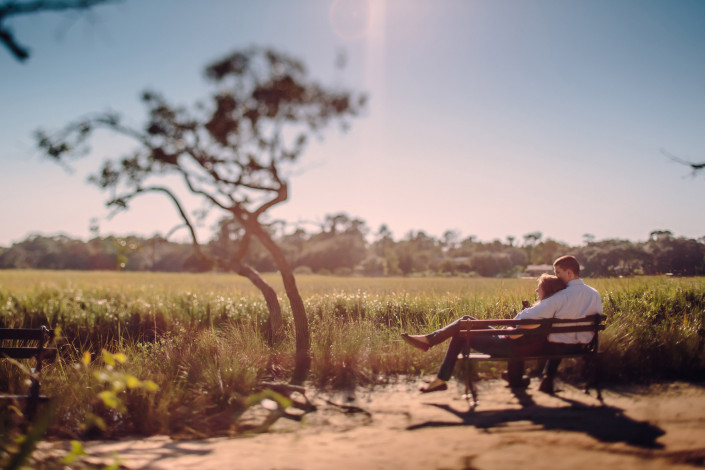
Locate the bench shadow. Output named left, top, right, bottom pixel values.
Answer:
left=408, top=388, right=665, bottom=449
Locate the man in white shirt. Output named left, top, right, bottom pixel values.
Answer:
left=513, top=255, right=603, bottom=392
left=401, top=255, right=603, bottom=394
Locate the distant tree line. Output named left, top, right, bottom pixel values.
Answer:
left=1, top=215, right=704, bottom=277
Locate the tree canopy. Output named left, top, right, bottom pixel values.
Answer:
left=5, top=223, right=704, bottom=278
left=35, top=46, right=367, bottom=383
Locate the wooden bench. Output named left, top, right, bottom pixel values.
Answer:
left=1, top=326, right=57, bottom=419
left=457, top=314, right=607, bottom=405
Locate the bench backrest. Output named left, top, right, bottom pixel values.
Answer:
left=0, top=326, right=56, bottom=360
left=457, top=314, right=606, bottom=338
left=456, top=314, right=606, bottom=357
left=0, top=326, right=53, bottom=341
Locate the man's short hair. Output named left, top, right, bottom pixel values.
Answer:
left=553, top=255, right=580, bottom=277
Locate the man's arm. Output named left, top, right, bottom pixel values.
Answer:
left=502, top=295, right=564, bottom=338
left=514, top=293, right=564, bottom=321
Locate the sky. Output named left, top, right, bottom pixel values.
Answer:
left=1, top=0, right=704, bottom=248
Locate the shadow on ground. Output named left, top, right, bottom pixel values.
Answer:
left=85, top=438, right=213, bottom=468
left=408, top=388, right=665, bottom=449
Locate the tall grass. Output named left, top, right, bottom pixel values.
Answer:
left=1, top=271, right=704, bottom=438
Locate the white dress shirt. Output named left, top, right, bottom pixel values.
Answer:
left=514, top=279, right=603, bottom=344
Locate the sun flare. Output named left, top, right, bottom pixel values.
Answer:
left=330, top=0, right=373, bottom=40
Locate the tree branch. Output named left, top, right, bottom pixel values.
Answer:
left=1, top=0, right=120, bottom=62
left=662, top=148, right=705, bottom=176
left=1, top=0, right=117, bottom=16
left=0, top=25, right=28, bottom=60
left=234, top=230, right=251, bottom=263
left=173, top=165, right=232, bottom=211
left=113, top=186, right=200, bottom=243
left=253, top=183, right=287, bottom=219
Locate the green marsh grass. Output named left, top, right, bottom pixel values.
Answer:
left=1, top=270, right=705, bottom=437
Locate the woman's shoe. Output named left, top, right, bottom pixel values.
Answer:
left=401, top=333, right=430, bottom=352
left=419, top=380, right=448, bottom=393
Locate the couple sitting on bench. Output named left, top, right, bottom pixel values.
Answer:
left=401, top=255, right=603, bottom=394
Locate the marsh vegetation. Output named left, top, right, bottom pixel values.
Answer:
left=1, top=271, right=704, bottom=439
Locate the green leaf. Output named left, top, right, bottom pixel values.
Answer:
left=113, top=352, right=127, bottom=364
left=61, top=440, right=87, bottom=463
left=246, top=389, right=293, bottom=409
left=103, top=457, right=123, bottom=470
left=112, top=380, right=126, bottom=393
left=93, top=371, right=109, bottom=383
left=102, top=349, right=115, bottom=367
left=83, top=413, right=108, bottom=431
left=143, top=380, right=159, bottom=392
left=98, top=390, right=120, bottom=409
left=125, top=375, right=142, bottom=389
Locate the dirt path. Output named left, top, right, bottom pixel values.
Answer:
left=40, top=379, right=705, bottom=469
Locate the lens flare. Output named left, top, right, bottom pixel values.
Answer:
left=330, top=0, right=373, bottom=40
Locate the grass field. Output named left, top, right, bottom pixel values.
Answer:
left=1, top=270, right=705, bottom=438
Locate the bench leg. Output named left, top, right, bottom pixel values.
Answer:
left=583, top=354, right=603, bottom=403
left=26, top=357, right=46, bottom=420
left=24, top=375, right=40, bottom=420
left=592, top=354, right=603, bottom=402
left=460, top=355, right=479, bottom=407
left=469, top=374, right=478, bottom=406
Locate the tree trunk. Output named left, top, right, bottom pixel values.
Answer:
left=233, top=262, right=283, bottom=342
left=247, top=221, right=311, bottom=385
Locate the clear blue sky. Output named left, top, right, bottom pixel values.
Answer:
left=2, top=0, right=704, bottom=247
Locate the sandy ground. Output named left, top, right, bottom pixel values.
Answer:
left=39, top=379, right=705, bottom=469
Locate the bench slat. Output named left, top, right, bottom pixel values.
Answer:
left=0, top=395, right=51, bottom=402
left=459, top=325, right=604, bottom=337
left=457, top=314, right=605, bottom=329
left=0, top=328, right=49, bottom=341
left=460, top=352, right=594, bottom=361
left=1, top=347, right=58, bottom=360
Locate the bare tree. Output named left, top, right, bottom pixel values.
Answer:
left=35, top=46, right=367, bottom=383
left=1, top=0, right=119, bottom=61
